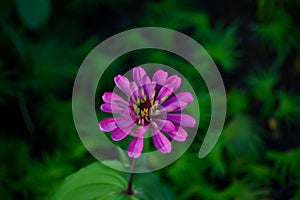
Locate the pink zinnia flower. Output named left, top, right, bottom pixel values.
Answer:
left=99, top=67, right=196, bottom=158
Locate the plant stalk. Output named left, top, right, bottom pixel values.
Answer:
left=124, top=158, right=137, bottom=195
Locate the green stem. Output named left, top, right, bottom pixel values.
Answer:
left=124, top=158, right=137, bottom=195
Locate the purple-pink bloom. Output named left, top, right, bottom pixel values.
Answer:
left=99, top=67, right=196, bottom=158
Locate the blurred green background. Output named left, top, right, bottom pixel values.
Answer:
left=1, top=0, right=300, bottom=199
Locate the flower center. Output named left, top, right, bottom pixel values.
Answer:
left=139, top=99, right=152, bottom=124
left=141, top=108, right=149, bottom=120
left=132, top=98, right=153, bottom=126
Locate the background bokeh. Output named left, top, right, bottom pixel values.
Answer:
left=1, top=0, right=300, bottom=199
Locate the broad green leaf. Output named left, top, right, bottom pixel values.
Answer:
left=52, top=162, right=177, bottom=200
left=15, top=0, right=51, bottom=30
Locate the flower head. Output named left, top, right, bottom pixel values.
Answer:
left=99, top=67, right=196, bottom=158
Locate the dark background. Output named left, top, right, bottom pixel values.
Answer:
left=1, top=0, right=300, bottom=199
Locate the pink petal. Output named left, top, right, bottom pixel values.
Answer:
left=133, top=67, right=147, bottom=86
left=100, top=103, right=123, bottom=113
left=152, top=119, right=175, bottom=132
left=131, top=126, right=148, bottom=137
left=141, top=74, right=151, bottom=85
left=120, top=108, right=137, bottom=118
left=129, top=82, right=138, bottom=101
left=167, top=113, right=196, bottom=127
left=116, top=117, right=134, bottom=128
left=111, top=128, right=129, bottom=141
left=168, top=126, right=188, bottom=141
left=128, top=137, right=144, bottom=158
left=102, top=92, right=128, bottom=107
left=152, top=128, right=172, bottom=154
left=111, top=122, right=135, bottom=141
left=156, top=85, right=173, bottom=102
left=114, top=75, right=131, bottom=97
left=163, top=101, right=188, bottom=112
left=99, top=118, right=117, bottom=132
left=152, top=70, right=168, bottom=85
left=165, top=75, right=181, bottom=92
left=145, top=83, right=156, bottom=101
left=162, top=92, right=194, bottom=106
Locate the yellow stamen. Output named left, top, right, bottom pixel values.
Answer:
left=141, top=108, right=149, bottom=119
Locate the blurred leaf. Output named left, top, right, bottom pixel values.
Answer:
left=205, top=141, right=227, bottom=178
left=15, top=0, right=51, bottom=30
left=134, top=171, right=177, bottom=200
left=0, top=18, right=26, bottom=60
left=255, top=8, right=293, bottom=53
left=23, top=151, right=75, bottom=199
left=23, top=40, right=78, bottom=94
left=215, top=180, right=269, bottom=200
left=267, top=148, right=300, bottom=183
left=244, top=163, right=272, bottom=186
left=291, top=181, right=300, bottom=200
left=227, top=88, right=249, bottom=116
left=143, top=1, right=209, bottom=31
left=0, top=138, right=30, bottom=192
left=247, top=68, right=278, bottom=116
left=167, top=153, right=206, bottom=188
left=275, top=91, right=300, bottom=124
left=52, top=161, right=176, bottom=200
left=35, top=95, right=80, bottom=151
left=203, top=23, right=240, bottom=72
left=223, top=115, right=265, bottom=159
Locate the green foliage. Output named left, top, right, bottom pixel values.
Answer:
left=15, top=0, right=52, bottom=30
left=275, top=91, right=300, bottom=124
left=213, top=180, right=270, bottom=200
left=255, top=9, right=293, bottom=53
left=1, top=0, right=300, bottom=199
left=203, top=23, right=240, bottom=72
left=227, top=88, right=249, bottom=116
left=23, top=151, right=75, bottom=199
left=267, top=148, right=300, bottom=183
left=222, top=115, right=265, bottom=159
left=142, top=4, right=240, bottom=72
left=247, top=68, right=279, bottom=116
left=52, top=161, right=176, bottom=200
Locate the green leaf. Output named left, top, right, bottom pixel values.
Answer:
left=22, top=150, right=75, bottom=198
left=23, top=40, right=78, bottom=94
left=223, top=115, right=265, bottom=159
left=227, top=88, right=249, bottom=116
left=51, top=162, right=128, bottom=200
left=52, top=162, right=177, bottom=200
left=275, top=91, right=300, bottom=124
left=203, top=22, right=240, bottom=72
left=247, top=68, right=278, bottom=116
left=291, top=181, right=300, bottom=200
left=15, top=0, right=51, bottom=30
left=267, top=148, right=300, bottom=183
left=215, top=180, right=269, bottom=200
left=255, top=8, right=293, bottom=53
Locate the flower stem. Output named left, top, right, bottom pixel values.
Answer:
left=124, top=158, right=137, bottom=195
